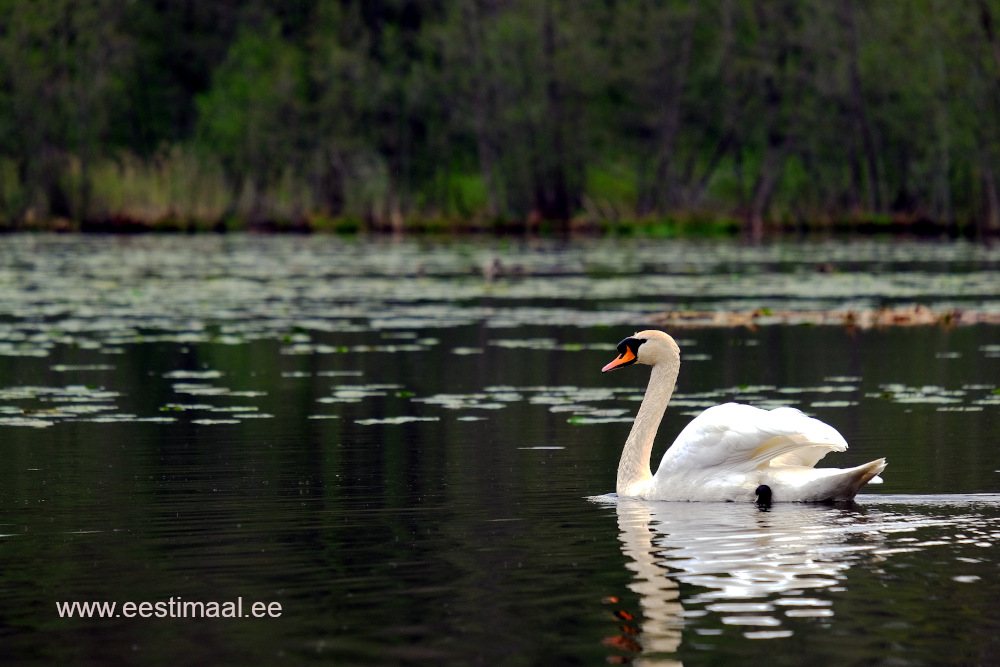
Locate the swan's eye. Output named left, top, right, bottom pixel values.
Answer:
left=617, top=337, right=646, bottom=356
left=603, top=337, right=646, bottom=373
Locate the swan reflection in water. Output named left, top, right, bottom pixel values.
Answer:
left=598, top=494, right=1000, bottom=665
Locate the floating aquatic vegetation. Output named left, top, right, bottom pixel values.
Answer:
left=402, top=384, right=639, bottom=425
left=160, top=403, right=213, bottom=411
left=0, top=385, right=120, bottom=403
left=547, top=403, right=598, bottom=413
left=355, top=416, right=440, bottom=425
left=2, top=238, right=999, bottom=442
left=50, top=364, right=115, bottom=372
left=464, top=385, right=527, bottom=404
left=776, top=385, right=858, bottom=395
left=318, top=384, right=401, bottom=403
left=581, top=408, right=631, bottom=417
left=568, top=415, right=635, bottom=424
left=489, top=338, right=557, bottom=350
left=0, top=342, right=52, bottom=357
left=381, top=331, right=418, bottom=339
left=0, top=383, right=189, bottom=426
left=411, top=393, right=506, bottom=410
left=489, top=338, right=612, bottom=351
left=281, top=342, right=432, bottom=355
left=281, top=344, right=348, bottom=355
left=163, top=370, right=224, bottom=379
left=529, top=394, right=574, bottom=406
left=510, top=386, right=624, bottom=402
left=0, top=416, right=54, bottom=428
left=668, top=399, right=723, bottom=409
left=170, top=383, right=265, bottom=398
left=171, top=383, right=231, bottom=396
left=972, top=392, right=1000, bottom=406
left=870, top=384, right=966, bottom=404
left=79, top=414, right=178, bottom=424
left=2, top=237, right=1000, bottom=351
left=810, top=401, right=858, bottom=408
left=208, top=406, right=273, bottom=419
left=49, top=403, right=120, bottom=417
left=345, top=343, right=431, bottom=353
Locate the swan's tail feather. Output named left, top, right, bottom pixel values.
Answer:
left=820, top=457, right=887, bottom=501
left=764, top=457, right=887, bottom=502
left=855, top=457, right=887, bottom=487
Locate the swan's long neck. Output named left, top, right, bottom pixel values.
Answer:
left=617, top=361, right=678, bottom=496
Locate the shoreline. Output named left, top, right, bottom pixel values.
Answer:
left=3, top=213, right=998, bottom=239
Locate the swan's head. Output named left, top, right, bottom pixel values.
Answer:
left=601, top=330, right=680, bottom=373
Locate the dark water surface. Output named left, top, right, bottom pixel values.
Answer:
left=1, top=235, right=999, bottom=665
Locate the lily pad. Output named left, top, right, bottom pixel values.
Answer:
left=355, top=416, right=440, bottom=425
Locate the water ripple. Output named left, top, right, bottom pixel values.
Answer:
left=594, top=494, right=1000, bottom=656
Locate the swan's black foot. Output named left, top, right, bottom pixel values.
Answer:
left=755, top=484, right=773, bottom=508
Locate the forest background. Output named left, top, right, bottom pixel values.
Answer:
left=3, top=0, right=1000, bottom=235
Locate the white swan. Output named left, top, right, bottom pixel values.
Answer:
left=602, top=330, right=886, bottom=502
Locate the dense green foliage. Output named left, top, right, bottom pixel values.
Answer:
left=2, top=0, right=1000, bottom=232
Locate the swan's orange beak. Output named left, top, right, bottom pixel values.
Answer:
left=602, top=347, right=635, bottom=373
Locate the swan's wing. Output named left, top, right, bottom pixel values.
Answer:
left=658, top=403, right=848, bottom=476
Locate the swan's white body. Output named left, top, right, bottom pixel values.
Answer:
left=603, top=330, right=886, bottom=502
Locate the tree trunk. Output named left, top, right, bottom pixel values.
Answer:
left=749, top=68, right=786, bottom=238
left=977, top=0, right=1000, bottom=72
left=462, top=0, right=501, bottom=217
left=983, top=165, right=1000, bottom=231
left=843, top=0, right=880, bottom=213
left=647, top=1, right=698, bottom=213
left=975, top=0, right=1000, bottom=231
left=537, top=0, right=571, bottom=225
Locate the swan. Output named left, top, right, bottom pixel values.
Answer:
left=602, top=330, right=886, bottom=502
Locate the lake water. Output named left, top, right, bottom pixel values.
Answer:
left=0, top=234, right=999, bottom=665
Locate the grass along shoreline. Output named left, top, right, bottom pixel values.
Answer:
left=3, top=150, right=999, bottom=238
left=6, top=214, right=995, bottom=239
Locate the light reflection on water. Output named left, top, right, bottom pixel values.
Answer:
left=602, top=494, right=1000, bottom=665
